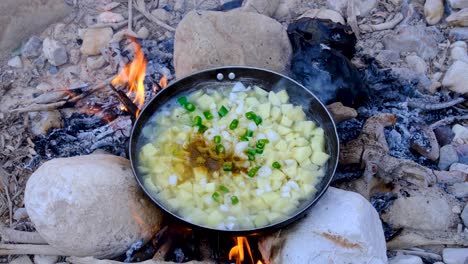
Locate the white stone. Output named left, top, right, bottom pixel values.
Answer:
left=451, top=41, right=468, bottom=63
left=151, top=9, right=171, bottom=22
left=450, top=163, right=468, bottom=173
left=299, top=9, right=345, bottom=24
left=25, top=154, right=164, bottom=258
left=33, top=255, right=58, bottom=264
left=443, top=248, right=468, bottom=264
left=86, top=56, right=106, bottom=70
left=80, top=27, right=113, bottom=55
left=98, top=11, right=124, bottom=23
left=389, top=255, right=423, bottom=264
left=7, top=56, right=23, bottom=68
left=13, top=207, right=28, bottom=220
left=137, top=26, right=150, bottom=39
left=29, top=111, right=63, bottom=136
left=442, top=60, right=468, bottom=94
left=405, top=55, right=428, bottom=74
left=259, top=187, right=387, bottom=264
left=241, top=0, right=280, bottom=17
left=461, top=204, right=468, bottom=226
left=452, top=124, right=468, bottom=141
left=425, top=0, right=444, bottom=25
left=10, top=256, right=33, bottom=264
left=326, top=0, right=377, bottom=17
left=42, top=38, right=67, bottom=66
left=449, top=0, right=468, bottom=9
left=446, top=8, right=468, bottom=26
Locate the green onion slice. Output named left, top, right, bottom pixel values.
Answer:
left=218, top=105, right=229, bottom=117
left=184, top=102, right=196, bottom=112
left=215, top=144, right=225, bottom=154
left=223, top=162, right=233, bottom=171
left=214, top=135, right=221, bottom=144
left=177, top=96, right=188, bottom=106
left=245, top=130, right=254, bottom=137
left=231, top=196, right=239, bottom=205
left=198, top=124, right=208, bottom=133
left=192, top=116, right=202, bottom=126
left=256, top=149, right=263, bottom=154
left=239, top=136, right=249, bottom=142
left=247, top=154, right=255, bottom=161
left=219, top=185, right=230, bottom=193
left=229, top=119, right=239, bottom=130
left=203, top=110, right=213, bottom=120
left=247, top=166, right=261, bottom=177
left=272, top=161, right=281, bottom=169
left=254, top=115, right=263, bottom=125
left=212, top=192, right=221, bottom=202
left=245, top=111, right=256, bottom=120
left=246, top=148, right=256, bottom=156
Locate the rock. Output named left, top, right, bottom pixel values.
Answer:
left=327, top=102, right=358, bottom=123
left=450, top=41, right=468, bottom=62
left=450, top=27, right=468, bottom=40
left=392, top=67, right=433, bottom=91
left=446, top=8, right=468, bottom=26
left=35, top=82, right=52, bottom=92
left=410, top=126, right=439, bottom=161
left=29, top=111, right=63, bottom=136
left=24, top=154, right=164, bottom=258
left=381, top=188, right=453, bottom=231
left=326, top=0, right=377, bottom=17
left=174, top=10, right=292, bottom=78
left=42, top=38, right=67, bottom=66
left=298, top=9, right=345, bottom=24
left=376, top=50, right=401, bottom=65
left=447, top=182, right=468, bottom=198
left=455, top=144, right=468, bottom=164
left=80, top=27, right=113, bottom=56
left=33, top=55, right=46, bottom=68
left=442, top=248, right=468, bottom=264
left=442, top=61, right=468, bottom=94
left=21, top=36, right=42, bottom=58
left=448, top=0, right=468, bottom=9
left=241, top=0, right=280, bottom=17
left=86, top=56, right=106, bottom=70
left=382, top=25, right=443, bottom=60
left=439, top=145, right=460, bottom=170
left=258, top=187, right=387, bottom=264
left=405, top=55, right=427, bottom=74
left=137, top=26, right=150, bottom=39
left=435, top=126, right=456, bottom=146
left=69, top=49, right=80, bottom=65
left=13, top=207, right=28, bottom=220
left=7, top=56, right=23, bottom=68
left=151, top=9, right=171, bottom=22
left=450, top=163, right=468, bottom=173
left=99, top=2, right=120, bottom=11
left=33, top=255, right=58, bottom=264
left=425, top=0, right=444, bottom=25
left=452, top=124, right=468, bottom=141
left=98, top=11, right=124, bottom=23
left=462, top=204, right=468, bottom=226
left=10, top=256, right=33, bottom=264
left=388, top=255, right=423, bottom=264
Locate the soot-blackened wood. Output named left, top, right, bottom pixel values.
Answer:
left=109, top=84, right=139, bottom=118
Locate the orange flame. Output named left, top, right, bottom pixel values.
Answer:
left=159, top=75, right=168, bottom=88
left=229, top=237, right=255, bottom=264
left=111, top=37, right=147, bottom=116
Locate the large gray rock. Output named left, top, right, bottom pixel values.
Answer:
left=258, top=187, right=387, bottom=264
left=42, top=38, right=67, bottom=66
left=447, top=182, right=468, bottom=198
left=382, top=25, right=443, bottom=60
left=443, top=61, right=468, bottom=94
left=174, top=10, right=292, bottom=78
left=241, top=0, right=280, bottom=17
left=21, top=36, right=42, bottom=58
left=448, top=0, right=468, bottom=9
left=80, top=27, right=113, bottom=56
left=10, top=257, right=33, bottom=264
left=443, top=248, right=468, bottom=264
left=462, top=203, right=468, bottom=227
left=450, top=27, right=468, bottom=40
left=25, top=154, right=164, bottom=258
left=389, top=255, right=423, bottom=264
left=439, top=144, right=460, bottom=170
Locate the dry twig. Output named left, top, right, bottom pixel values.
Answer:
left=408, top=97, right=466, bottom=111
left=0, top=168, right=12, bottom=227
left=0, top=244, right=64, bottom=255
left=128, top=0, right=133, bottom=32
left=0, top=225, right=47, bottom=244
left=88, top=14, right=144, bottom=30
left=68, top=257, right=214, bottom=264
left=429, top=114, right=468, bottom=129
left=359, top=13, right=403, bottom=32
left=133, top=0, right=175, bottom=32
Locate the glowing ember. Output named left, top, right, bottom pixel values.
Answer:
left=229, top=237, right=257, bottom=264
left=159, top=75, right=168, bottom=88
left=111, top=37, right=147, bottom=116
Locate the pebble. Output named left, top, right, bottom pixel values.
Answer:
left=137, top=27, right=150, bottom=39
left=80, top=27, right=113, bottom=56
left=7, top=56, right=23, bottom=68
left=376, top=50, right=401, bottom=65
left=242, top=0, right=280, bottom=17
left=425, top=0, right=444, bottom=25
left=327, top=102, right=358, bottom=123
left=33, top=255, right=58, bottom=264
left=452, top=124, right=468, bottom=141
left=29, top=111, right=63, bottom=136
left=21, top=36, right=43, bottom=58
left=299, top=9, right=345, bottom=24
left=405, top=55, right=427, bottom=74
left=439, top=145, right=460, bottom=170
left=99, top=2, right=120, bottom=11
left=452, top=205, right=462, bottom=214
left=98, top=11, right=124, bottom=23
left=69, top=49, right=81, bottom=65
left=326, top=0, right=378, bottom=17
left=42, top=38, right=68, bottom=66
left=35, top=82, right=52, bottom=92
left=446, top=8, right=468, bottom=26
left=449, top=163, right=468, bottom=173
left=388, top=255, right=423, bottom=264
left=449, top=27, right=468, bottom=40
left=33, top=56, right=46, bottom=68
left=450, top=41, right=468, bottom=63
left=13, top=207, right=28, bottom=220
left=442, top=248, right=468, bottom=264
left=151, top=9, right=171, bottom=22
left=48, top=65, right=58, bottom=75
left=442, top=60, right=468, bottom=94
left=462, top=204, right=468, bottom=226
left=448, top=0, right=468, bottom=9
left=447, top=182, right=468, bottom=198
left=10, top=256, right=33, bottom=264
left=86, top=56, right=106, bottom=70
left=456, top=144, right=468, bottom=164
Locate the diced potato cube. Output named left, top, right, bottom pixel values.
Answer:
left=311, top=151, right=330, bottom=166
left=245, top=97, right=260, bottom=107
left=280, top=116, right=293, bottom=127
left=193, top=167, right=208, bottom=181
left=277, top=125, right=292, bottom=135
left=311, top=127, right=325, bottom=137
left=268, top=91, right=281, bottom=106
left=166, top=198, right=182, bottom=210
left=267, top=212, right=282, bottom=222
left=292, top=146, right=312, bottom=163
left=294, top=121, right=316, bottom=137
left=275, top=140, right=288, bottom=151
left=283, top=161, right=298, bottom=177
left=302, top=184, right=317, bottom=196
left=284, top=133, right=296, bottom=142
left=291, top=137, right=309, bottom=147
left=261, top=192, right=281, bottom=204
left=254, top=85, right=269, bottom=97
left=281, top=104, right=293, bottom=114
left=311, top=135, right=325, bottom=152
left=257, top=103, right=271, bottom=118
left=270, top=106, right=281, bottom=121
left=189, top=90, right=204, bottom=101
left=141, top=143, right=158, bottom=158
left=178, top=189, right=192, bottom=201
left=276, top=90, right=289, bottom=103
left=288, top=107, right=306, bottom=121
left=254, top=214, right=269, bottom=227
left=205, top=182, right=216, bottom=192
left=206, top=211, right=224, bottom=226
left=195, top=94, right=214, bottom=110
left=179, top=182, right=193, bottom=192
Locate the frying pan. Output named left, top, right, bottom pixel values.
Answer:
left=129, top=66, right=339, bottom=235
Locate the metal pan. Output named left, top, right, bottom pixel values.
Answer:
left=129, top=66, right=339, bottom=235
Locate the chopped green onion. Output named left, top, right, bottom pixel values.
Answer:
left=258, top=139, right=269, bottom=144
left=203, top=110, right=213, bottom=120
left=239, top=136, right=249, bottom=141
left=223, top=162, right=233, bottom=171
left=247, top=154, right=255, bottom=161
left=214, top=135, right=221, bottom=144
left=212, top=191, right=221, bottom=202
left=177, top=96, right=188, bottom=106
left=184, top=102, right=196, bottom=112
left=215, top=144, right=225, bottom=154
left=254, top=115, right=263, bottom=125
left=192, top=116, right=202, bottom=126
left=255, top=149, right=263, bottom=154
left=245, top=111, right=256, bottom=120
left=229, top=119, right=239, bottom=130
left=198, top=124, right=207, bottom=133
left=256, top=141, right=265, bottom=149
left=272, top=161, right=281, bottom=169
left=231, top=196, right=239, bottom=205
left=247, top=166, right=261, bottom=177
left=246, top=148, right=256, bottom=156
left=244, top=130, right=254, bottom=137
left=219, top=185, right=230, bottom=193
left=218, top=105, right=229, bottom=117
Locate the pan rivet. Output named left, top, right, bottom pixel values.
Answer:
left=228, top=72, right=235, bottom=79
left=216, top=73, right=224, bottom=80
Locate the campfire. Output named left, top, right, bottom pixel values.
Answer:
left=1, top=0, right=467, bottom=264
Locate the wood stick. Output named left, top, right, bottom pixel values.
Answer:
left=128, top=0, right=133, bottom=32
left=9, top=101, right=67, bottom=113
left=0, top=169, right=12, bottom=227
left=408, top=97, right=466, bottom=110
left=429, top=114, right=468, bottom=129
left=133, top=0, right=176, bottom=32
left=0, top=226, right=47, bottom=244
left=0, top=244, right=64, bottom=255
left=88, top=15, right=144, bottom=30
left=68, top=256, right=214, bottom=264
left=360, top=13, right=403, bottom=32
